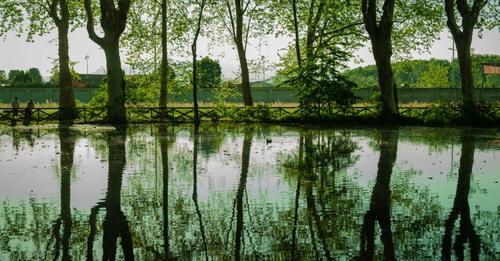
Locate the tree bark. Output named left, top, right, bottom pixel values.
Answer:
left=361, top=0, right=399, bottom=121
left=444, top=0, right=487, bottom=118
left=456, top=38, right=475, bottom=112
left=160, top=0, right=168, bottom=109
left=292, top=0, right=302, bottom=67
left=192, top=0, right=206, bottom=124
left=83, top=0, right=131, bottom=124
left=372, top=37, right=398, bottom=119
left=48, top=0, right=75, bottom=122
left=104, top=41, right=127, bottom=123
left=234, top=0, right=253, bottom=106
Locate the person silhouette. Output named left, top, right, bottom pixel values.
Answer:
left=23, top=100, right=35, bottom=125
left=11, top=96, right=20, bottom=117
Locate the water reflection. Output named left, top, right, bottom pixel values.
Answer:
left=358, top=130, right=397, bottom=260
left=234, top=128, right=253, bottom=260
left=192, top=125, right=209, bottom=260
left=158, top=124, right=172, bottom=259
left=441, top=130, right=480, bottom=261
left=87, top=127, right=134, bottom=260
left=0, top=125, right=499, bottom=259
left=50, top=127, right=75, bottom=261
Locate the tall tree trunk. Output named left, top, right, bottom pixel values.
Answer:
left=235, top=41, right=253, bottom=106
left=444, top=0, right=485, bottom=118
left=456, top=38, right=475, bottom=112
left=48, top=0, right=75, bottom=122
left=234, top=1, right=253, bottom=106
left=291, top=0, right=302, bottom=68
left=372, top=37, right=398, bottom=120
left=83, top=0, right=131, bottom=124
left=57, top=16, right=75, bottom=121
left=362, top=0, right=399, bottom=122
left=104, top=41, right=127, bottom=123
left=160, top=0, right=168, bottom=109
left=192, top=47, right=200, bottom=124
left=192, top=0, right=206, bottom=125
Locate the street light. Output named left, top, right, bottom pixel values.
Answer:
left=448, top=34, right=455, bottom=88
left=84, top=55, right=90, bottom=84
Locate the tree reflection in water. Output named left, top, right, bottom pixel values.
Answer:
left=49, top=126, right=75, bottom=261
left=441, top=130, right=480, bottom=261
left=192, top=125, right=209, bottom=260
left=1, top=125, right=499, bottom=259
left=358, top=129, right=398, bottom=261
left=86, top=126, right=134, bottom=261
left=234, top=128, right=253, bottom=260
left=282, top=129, right=359, bottom=259
left=158, top=125, right=170, bottom=259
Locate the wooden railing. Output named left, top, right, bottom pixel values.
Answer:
left=0, top=105, right=499, bottom=124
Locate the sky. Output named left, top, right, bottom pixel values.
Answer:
left=0, top=27, right=499, bottom=81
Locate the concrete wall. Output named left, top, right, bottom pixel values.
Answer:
left=1, top=87, right=499, bottom=104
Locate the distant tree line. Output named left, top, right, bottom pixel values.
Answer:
left=344, top=54, right=500, bottom=89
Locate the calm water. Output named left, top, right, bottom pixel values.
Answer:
left=0, top=124, right=498, bottom=260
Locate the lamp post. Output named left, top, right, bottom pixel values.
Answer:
left=84, top=55, right=90, bottom=85
left=448, top=35, right=455, bottom=88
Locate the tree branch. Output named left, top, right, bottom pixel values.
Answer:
left=84, top=0, right=105, bottom=46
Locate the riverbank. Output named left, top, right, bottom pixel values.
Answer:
left=0, top=103, right=498, bottom=127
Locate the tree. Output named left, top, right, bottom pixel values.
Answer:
left=0, top=0, right=80, bottom=120
left=160, top=0, right=169, bottom=110
left=27, top=68, right=43, bottom=84
left=361, top=0, right=444, bottom=121
left=0, top=70, right=6, bottom=82
left=49, top=59, right=81, bottom=84
left=8, top=70, right=30, bottom=84
left=83, top=0, right=132, bottom=123
left=277, top=0, right=363, bottom=113
left=190, top=0, right=208, bottom=124
left=218, top=0, right=272, bottom=106
left=121, top=0, right=189, bottom=108
left=361, top=0, right=399, bottom=120
left=197, top=57, right=222, bottom=89
left=418, top=62, right=450, bottom=88
left=445, top=0, right=498, bottom=116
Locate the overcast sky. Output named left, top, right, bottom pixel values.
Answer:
left=0, top=27, right=498, bottom=80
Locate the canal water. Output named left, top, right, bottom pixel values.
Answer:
left=0, top=124, right=498, bottom=260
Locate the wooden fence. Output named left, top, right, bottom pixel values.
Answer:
left=2, top=105, right=498, bottom=124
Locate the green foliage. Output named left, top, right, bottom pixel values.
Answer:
left=418, top=62, right=450, bottom=87
left=214, top=80, right=241, bottom=107
left=0, top=0, right=84, bottom=40
left=285, top=49, right=359, bottom=115
left=49, top=59, right=80, bottom=84
left=27, top=68, right=42, bottom=83
left=197, top=57, right=221, bottom=89
left=0, top=70, right=6, bottom=81
left=345, top=55, right=500, bottom=88
left=7, top=68, right=44, bottom=86
left=422, top=102, right=462, bottom=125
left=88, top=83, right=107, bottom=107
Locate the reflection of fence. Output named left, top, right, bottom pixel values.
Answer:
left=2, top=87, right=500, bottom=103
left=1, top=105, right=499, bottom=124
